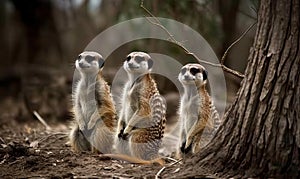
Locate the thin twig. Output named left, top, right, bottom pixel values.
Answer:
left=221, top=65, right=244, bottom=78
left=238, top=9, right=257, bottom=20
left=155, top=159, right=182, bottom=179
left=0, top=158, right=6, bottom=165
left=38, top=132, right=68, bottom=144
left=220, top=22, right=257, bottom=65
left=162, top=156, right=182, bottom=164
left=155, top=166, right=166, bottom=179
left=0, top=137, right=5, bottom=144
left=140, top=1, right=256, bottom=78
left=144, top=17, right=222, bottom=68
left=33, top=111, right=52, bottom=130
left=73, top=176, right=100, bottom=179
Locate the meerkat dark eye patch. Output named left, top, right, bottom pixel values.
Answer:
left=147, top=58, right=153, bottom=69
left=135, top=56, right=145, bottom=63
left=85, top=55, right=95, bottom=63
left=202, top=69, right=208, bottom=81
left=98, top=57, right=105, bottom=68
left=190, top=67, right=200, bottom=76
left=181, top=67, right=187, bottom=74
left=126, top=56, right=131, bottom=62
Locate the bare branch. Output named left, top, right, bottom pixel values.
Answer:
left=155, top=158, right=182, bottom=179
left=220, top=22, right=257, bottom=65
left=155, top=166, right=166, bottom=179
left=140, top=1, right=256, bottom=78
left=33, top=111, right=52, bottom=130
left=221, top=65, right=245, bottom=78
left=144, top=17, right=222, bottom=68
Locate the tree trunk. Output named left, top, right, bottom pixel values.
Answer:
left=183, top=0, right=300, bottom=177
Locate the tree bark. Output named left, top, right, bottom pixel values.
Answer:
left=183, top=0, right=300, bottom=177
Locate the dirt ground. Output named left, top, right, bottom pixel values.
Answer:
left=0, top=117, right=215, bottom=178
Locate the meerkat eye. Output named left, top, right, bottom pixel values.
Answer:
left=190, top=67, right=200, bottom=76
left=181, top=67, right=187, bottom=74
left=126, top=56, right=131, bottom=62
left=86, top=55, right=95, bottom=63
left=135, top=56, right=144, bottom=63
left=77, top=55, right=82, bottom=60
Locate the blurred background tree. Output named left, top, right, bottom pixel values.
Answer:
left=0, top=0, right=256, bottom=124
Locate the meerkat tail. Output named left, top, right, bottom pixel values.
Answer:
left=98, top=154, right=165, bottom=166
left=69, top=124, right=91, bottom=152
left=150, top=94, right=167, bottom=125
left=211, top=104, right=221, bottom=129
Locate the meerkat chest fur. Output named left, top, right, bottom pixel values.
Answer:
left=180, top=87, right=202, bottom=132
left=75, top=76, right=99, bottom=123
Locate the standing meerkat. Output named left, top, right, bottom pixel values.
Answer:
left=69, top=51, right=117, bottom=154
left=177, top=63, right=220, bottom=157
left=114, top=52, right=167, bottom=161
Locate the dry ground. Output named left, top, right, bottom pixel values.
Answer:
left=0, top=118, right=215, bottom=178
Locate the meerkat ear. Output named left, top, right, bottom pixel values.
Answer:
left=148, top=58, right=153, bottom=69
left=98, top=58, right=105, bottom=68
left=202, top=70, right=208, bottom=81
left=77, top=54, right=82, bottom=60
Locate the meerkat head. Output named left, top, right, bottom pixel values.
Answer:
left=178, top=63, right=208, bottom=86
left=123, top=52, right=153, bottom=74
left=75, top=51, right=105, bottom=74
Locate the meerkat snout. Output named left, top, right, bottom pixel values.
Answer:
left=75, top=51, right=105, bottom=73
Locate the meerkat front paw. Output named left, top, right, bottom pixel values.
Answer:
left=180, top=141, right=186, bottom=153
left=184, top=142, right=192, bottom=154
left=184, top=137, right=194, bottom=154
left=121, top=126, right=131, bottom=140
left=117, top=128, right=124, bottom=138
left=185, top=134, right=194, bottom=149
left=121, top=132, right=129, bottom=140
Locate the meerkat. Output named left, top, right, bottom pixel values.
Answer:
left=69, top=51, right=117, bottom=154
left=177, top=63, right=220, bottom=157
left=114, top=52, right=167, bottom=161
